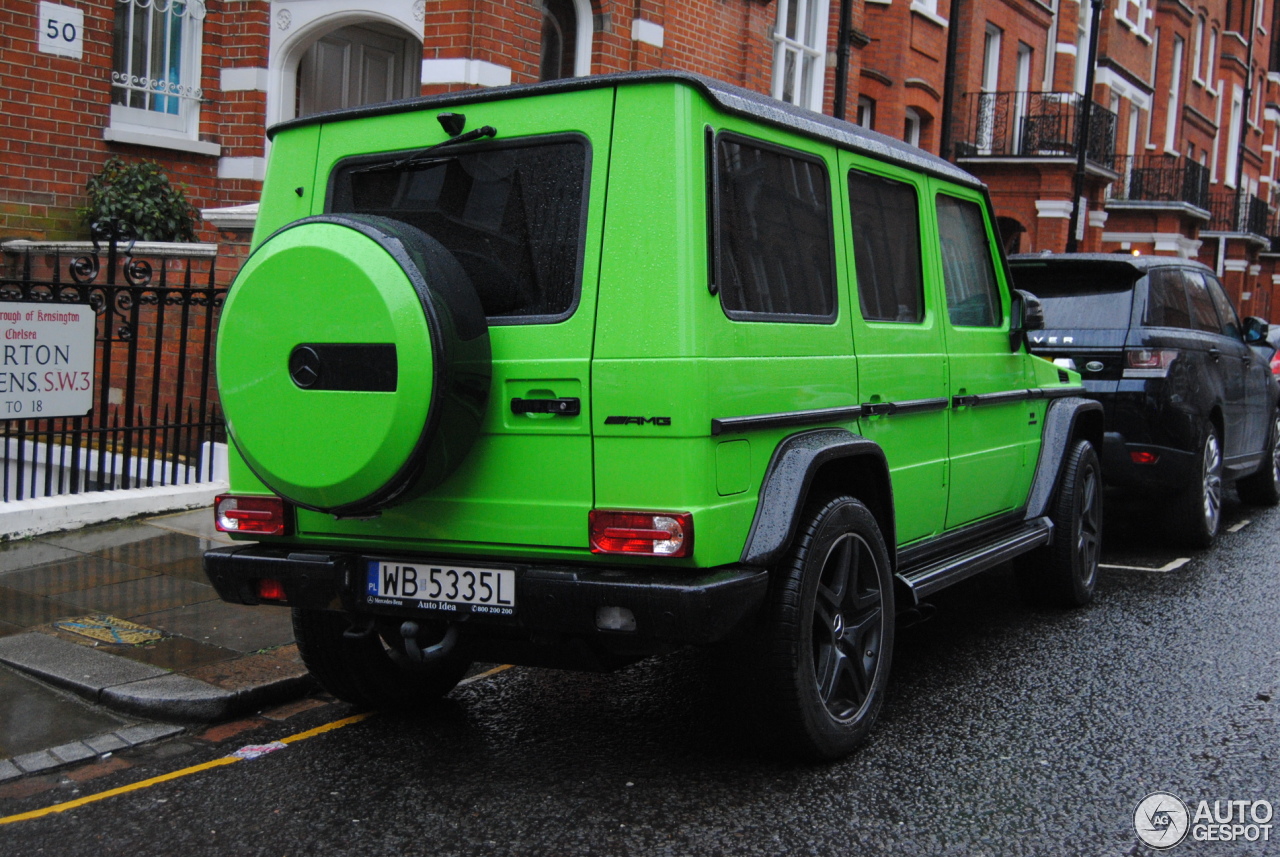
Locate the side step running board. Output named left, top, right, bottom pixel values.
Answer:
left=896, top=517, right=1053, bottom=604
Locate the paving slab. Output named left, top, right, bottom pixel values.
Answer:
left=0, top=759, right=21, bottom=782
left=139, top=599, right=295, bottom=653
left=48, top=741, right=98, bottom=765
left=12, top=750, right=60, bottom=774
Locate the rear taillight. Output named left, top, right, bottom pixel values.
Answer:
left=255, top=578, right=288, bottom=603
left=215, top=494, right=290, bottom=536
left=1130, top=451, right=1160, bottom=465
left=1270, top=352, right=1280, bottom=376
left=1123, top=348, right=1179, bottom=378
left=589, top=511, right=693, bottom=557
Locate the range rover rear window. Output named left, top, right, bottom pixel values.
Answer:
left=329, top=137, right=589, bottom=323
left=1010, top=263, right=1137, bottom=330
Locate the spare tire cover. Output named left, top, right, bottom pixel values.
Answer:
left=217, top=214, right=491, bottom=515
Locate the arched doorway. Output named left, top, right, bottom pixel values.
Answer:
left=296, top=22, right=421, bottom=117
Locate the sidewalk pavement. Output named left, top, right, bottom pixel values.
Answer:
left=0, top=508, right=315, bottom=781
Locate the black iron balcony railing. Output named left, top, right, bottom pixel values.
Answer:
left=955, top=91, right=1117, bottom=168
left=1109, top=155, right=1210, bottom=210
left=1206, top=190, right=1269, bottom=235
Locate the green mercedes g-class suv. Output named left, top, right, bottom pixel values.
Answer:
left=204, top=72, right=1102, bottom=760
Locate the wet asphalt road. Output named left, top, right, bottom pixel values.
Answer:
left=2, top=497, right=1278, bottom=856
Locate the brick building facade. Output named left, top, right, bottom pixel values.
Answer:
left=4, top=0, right=1280, bottom=315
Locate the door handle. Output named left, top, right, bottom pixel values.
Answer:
left=1208, top=347, right=1220, bottom=361
left=511, top=397, right=580, bottom=416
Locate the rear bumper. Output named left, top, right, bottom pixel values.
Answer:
left=203, top=544, right=769, bottom=648
left=1101, top=431, right=1198, bottom=490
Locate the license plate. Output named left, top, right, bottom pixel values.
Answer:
left=365, top=560, right=516, bottom=616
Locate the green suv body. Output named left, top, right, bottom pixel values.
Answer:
left=205, top=72, right=1102, bottom=759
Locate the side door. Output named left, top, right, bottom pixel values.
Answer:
left=840, top=155, right=949, bottom=545
left=1185, top=269, right=1250, bottom=457
left=1202, top=271, right=1271, bottom=455
left=930, top=185, right=1037, bottom=528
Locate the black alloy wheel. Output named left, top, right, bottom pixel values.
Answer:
left=1016, top=438, right=1102, bottom=607
left=1167, top=424, right=1223, bottom=548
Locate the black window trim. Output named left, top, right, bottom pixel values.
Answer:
left=326, top=131, right=593, bottom=327
left=710, top=129, right=840, bottom=325
left=846, top=164, right=927, bottom=325
left=934, top=189, right=1007, bottom=329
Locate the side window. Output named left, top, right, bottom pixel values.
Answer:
left=1184, top=270, right=1223, bottom=334
left=1202, top=273, right=1242, bottom=339
left=714, top=135, right=836, bottom=322
left=1143, top=269, right=1193, bottom=328
left=936, top=195, right=1002, bottom=327
left=848, top=169, right=924, bottom=323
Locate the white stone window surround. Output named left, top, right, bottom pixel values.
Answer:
left=105, top=0, right=218, bottom=156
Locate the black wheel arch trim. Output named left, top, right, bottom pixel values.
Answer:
left=740, top=428, right=895, bottom=568
left=1024, top=397, right=1105, bottom=520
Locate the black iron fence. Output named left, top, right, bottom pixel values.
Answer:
left=955, top=90, right=1117, bottom=168
left=1, top=231, right=226, bottom=502
left=1109, top=155, right=1210, bottom=210
left=1206, top=190, right=1269, bottom=235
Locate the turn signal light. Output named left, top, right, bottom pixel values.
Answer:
left=215, top=494, right=290, bottom=536
left=589, top=511, right=693, bottom=557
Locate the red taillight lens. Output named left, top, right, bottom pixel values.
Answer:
left=1130, top=451, right=1160, bottom=465
left=256, top=578, right=287, bottom=602
left=1270, top=353, right=1280, bottom=375
left=215, top=494, right=289, bottom=536
left=589, top=511, right=693, bottom=557
left=1124, top=348, right=1179, bottom=378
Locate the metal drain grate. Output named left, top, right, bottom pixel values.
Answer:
left=53, top=614, right=165, bottom=645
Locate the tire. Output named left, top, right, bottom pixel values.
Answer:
left=1237, top=410, right=1280, bottom=506
left=1166, top=424, right=1223, bottom=549
left=758, top=496, right=895, bottom=761
left=292, top=609, right=470, bottom=709
left=218, top=214, right=491, bottom=516
left=1016, top=439, right=1102, bottom=608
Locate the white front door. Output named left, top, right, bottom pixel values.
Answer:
left=298, top=24, right=420, bottom=117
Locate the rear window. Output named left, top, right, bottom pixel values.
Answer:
left=1010, top=263, right=1137, bottom=329
left=330, top=137, right=588, bottom=323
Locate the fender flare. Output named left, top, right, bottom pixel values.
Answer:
left=1025, top=397, right=1104, bottom=520
left=740, top=428, right=895, bottom=568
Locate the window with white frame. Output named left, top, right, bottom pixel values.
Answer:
left=1116, top=0, right=1146, bottom=29
left=1206, top=28, right=1217, bottom=87
left=110, top=0, right=206, bottom=143
left=1192, top=16, right=1205, bottom=85
left=772, top=0, right=831, bottom=112
left=856, top=96, right=875, bottom=129
left=1164, top=35, right=1184, bottom=152
left=904, top=108, right=921, bottom=147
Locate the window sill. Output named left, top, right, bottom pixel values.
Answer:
left=103, top=126, right=221, bottom=158
left=909, top=2, right=948, bottom=28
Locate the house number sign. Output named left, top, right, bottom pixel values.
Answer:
left=38, top=2, right=85, bottom=60
left=0, top=302, right=96, bottom=418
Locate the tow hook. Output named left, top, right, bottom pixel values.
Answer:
left=400, top=620, right=461, bottom=663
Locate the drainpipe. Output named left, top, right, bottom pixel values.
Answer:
left=1233, top=0, right=1256, bottom=210
left=1066, top=0, right=1104, bottom=253
left=940, top=0, right=963, bottom=159
left=833, top=0, right=854, bottom=120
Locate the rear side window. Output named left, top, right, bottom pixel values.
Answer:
left=330, top=138, right=588, bottom=323
left=1184, top=270, right=1222, bottom=334
left=1143, top=269, right=1192, bottom=328
left=713, top=135, right=836, bottom=322
left=1011, top=265, right=1135, bottom=329
left=848, top=169, right=923, bottom=323
left=1201, top=272, right=1241, bottom=339
left=936, top=195, right=1001, bottom=327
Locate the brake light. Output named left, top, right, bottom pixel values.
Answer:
left=215, top=494, right=290, bottom=536
left=1123, top=348, right=1179, bottom=378
left=589, top=511, right=693, bottom=557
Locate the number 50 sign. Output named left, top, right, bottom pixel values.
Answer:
left=38, top=2, right=84, bottom=60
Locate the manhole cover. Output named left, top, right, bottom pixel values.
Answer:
left=54, top=614, right=165, bottom=645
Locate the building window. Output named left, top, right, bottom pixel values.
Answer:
left=856, top=96, right=875, bottom=129
left=904, top=108, right=921, bottom=147
left=772, top=0, right=831, bottom=112
left=1164, top=35, right=1184, bottom=153
left=1192, top=16, right=1205, bottom=85
left=1206, top=29, right=1218, bottom=89
left=540, top=0, right=577, bottom=81
left=111, top=0, right=204, bottom=126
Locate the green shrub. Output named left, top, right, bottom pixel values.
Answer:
left=81, top=157, right=200, bottom=242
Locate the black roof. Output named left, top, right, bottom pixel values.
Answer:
left=1009, top=252, right=1213, bottom=275
left=269, top=70, right=984, bottom=191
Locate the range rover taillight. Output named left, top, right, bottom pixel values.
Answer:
left=589, top=511, right=693, bottom=557
left=1123, top=348, right=1179, bottom=378
left=215, top=494, right=290, bottom=536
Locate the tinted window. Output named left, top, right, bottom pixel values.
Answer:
left=1184, top=270, right=1222, bottom=334
left=937, top=195, right=1001, bottom=327
left=714, top=135, right=836, bottom=321
left=1201, top=272, right=1241, bottom=339
left=1011, top=262, right=1137, bottom=329
left=848, top=169, right=923, bottom=323
left=1143, top=269, right=1192, bottom=329
left=331, top=139, right=588, bottom=321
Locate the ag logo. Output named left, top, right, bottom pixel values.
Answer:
left=1135, top=792, right=1190, bottom=849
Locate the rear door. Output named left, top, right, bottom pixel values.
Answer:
left=1185, top=269, right=1249, bottom=456
left=930, top=186, right=1037, bottom=528
left=840, top=154, right=949, bottom=544
left=300, top=87, right=616, bottom=550
left=1201, top=270, right=1271, bottom=456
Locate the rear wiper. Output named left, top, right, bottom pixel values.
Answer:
left=353, top=125, right=498, bottom=174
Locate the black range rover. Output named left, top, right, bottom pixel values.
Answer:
left=1009, top=253, right=1280, bottom=546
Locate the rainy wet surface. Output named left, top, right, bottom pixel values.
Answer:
left=0, top=664, right=127, bottom=758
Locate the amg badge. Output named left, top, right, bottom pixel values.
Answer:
left=604, top=416, right=672, bottom=426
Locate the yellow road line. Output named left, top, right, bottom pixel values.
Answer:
left=0, top=711, right=375, bottom=826
left=459, top=664, right=513, bottom=685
